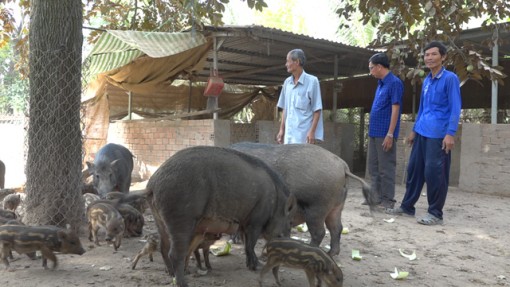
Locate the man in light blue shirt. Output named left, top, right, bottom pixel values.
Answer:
left=387, top=41, right=462, bottom=226
left=276, top=49, right=323, bottom=144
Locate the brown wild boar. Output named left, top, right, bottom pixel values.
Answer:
left=259, top=238, right=343, bottom=287
left=87, top=202, right=124, bottom=250
left=0, top=224, right=85, bottom=269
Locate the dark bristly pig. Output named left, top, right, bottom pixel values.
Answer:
left=0, top=160, right=5, bottom=189
left=0, top=224, right=85, bottom=269
left=259, top=238, right=343, bottom=287
left=147, top=146, right=296, bottom=287
left=86, top=143, right=134, bottom=198
left=230, top=142, right=376, bottom=257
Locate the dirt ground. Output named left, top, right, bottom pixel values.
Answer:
left=1, top=181, right=509, bottom=287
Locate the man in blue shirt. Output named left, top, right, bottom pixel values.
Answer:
left=366, top=53, right=403, bottom=209
left=387, top=41, right=462, bottom=226
left=276, top=49, right=323, bottom=144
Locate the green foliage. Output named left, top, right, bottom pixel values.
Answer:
left=0, top=43, right=28, bottom=114
left=0, top=0, right=268, bottom=112
left=252, top=0, right=306, bottom=34
left=337, top=0, right=509, bottom=85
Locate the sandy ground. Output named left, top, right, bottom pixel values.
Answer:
left=0, top=182, right=509, bottom=287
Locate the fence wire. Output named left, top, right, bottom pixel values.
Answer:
left=0, top=49, right=90, bottom=229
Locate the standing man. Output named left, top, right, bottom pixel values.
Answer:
left=366, top=53, right=403, bottom=209
left=387, top=41, right=462, bottom=226
left=276, top=49, right=323, bottom=144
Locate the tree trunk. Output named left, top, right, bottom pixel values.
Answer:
left=24, top=0, right=84, bottom=229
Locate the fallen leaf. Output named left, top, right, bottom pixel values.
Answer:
left=296, top=223, right=308, bottom=232
left=390, top=267, right=409, bottom=280
left=352, top=249, right=362, bottom=261
left=398, top=249, right=417, bottom=260
left=210, top=241, right=231, bottom=256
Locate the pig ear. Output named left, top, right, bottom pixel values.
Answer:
left=110, top=159, right=120, bottom=168
left=86, top=162, right=95, bottom=172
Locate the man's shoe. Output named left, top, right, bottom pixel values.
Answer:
left=417, top=213, right=443, bottom=225
left=385, top=207, right=414, bottom=217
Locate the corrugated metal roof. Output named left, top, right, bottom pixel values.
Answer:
left=196, top=25, right=375, bottom=86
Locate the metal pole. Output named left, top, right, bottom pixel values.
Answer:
left=213, top=36, right=219, bottom=120
left=333, top=55, right=338, bottom=122
left=128, top=91, right=132, bottom=120
left=188, top=78, right=192, bottom=113
left=491, top=31, right=499, bottom=124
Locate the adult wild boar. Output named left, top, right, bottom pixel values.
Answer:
left=0, top=159, right=5, bottom=189
left=86, top=143, right=134, bottom=198
left=147, top=146, right=296, bottom=287
left=230, top=142, right=376, bottom=256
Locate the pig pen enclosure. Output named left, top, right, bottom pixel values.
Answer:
left=0, top=181, right=508, bottom=287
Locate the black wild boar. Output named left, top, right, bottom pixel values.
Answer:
left=147, top=146, right=296, bottom=287
left=230, top=142, right=376, bottom=256
left=87, top=202, right=125, bottom=250
left=86, top=143, right=134, bottom=198
left=0, top=224, right=85, bottom=269
left=259, top=238, right=343, bottom=287
left=0, top=160, right=5, bottom=189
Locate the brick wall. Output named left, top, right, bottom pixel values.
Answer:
left=107, top=119, right=354, bottom=181
left=108, top=119, right=217, bottom=181
left=459, top=123, right=510, bottom=196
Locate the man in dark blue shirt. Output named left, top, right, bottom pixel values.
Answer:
left=387, top=41, right=462, bottom=225
left=366, top=53, right=403, bottom=209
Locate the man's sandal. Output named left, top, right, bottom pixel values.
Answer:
left=417, top=213, right=443, bottom=225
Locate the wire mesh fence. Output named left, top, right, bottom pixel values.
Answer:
left=0, top=48, right=89, bottom=229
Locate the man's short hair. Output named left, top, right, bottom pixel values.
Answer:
left=288, top=49, right=306, bottom=67
left=424, top=41, right=447, bottom=56
left=369, top=53, right=390, bottom=68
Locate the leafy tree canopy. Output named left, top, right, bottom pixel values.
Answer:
left=0, top=0, right=268, bottom=76
left=337, top=0, right=509, bottom=85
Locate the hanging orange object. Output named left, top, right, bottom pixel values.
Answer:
left=203, top=69, right=224, bottom=97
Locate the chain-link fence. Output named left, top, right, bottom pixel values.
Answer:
left=0, top=48, right=89, bottom=229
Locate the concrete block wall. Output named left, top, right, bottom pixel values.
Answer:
left=369, top=121, right=462, bottom=187
left=230, top=123, right=257, bottom=143
left=459, top=123, right=510, bottom=196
